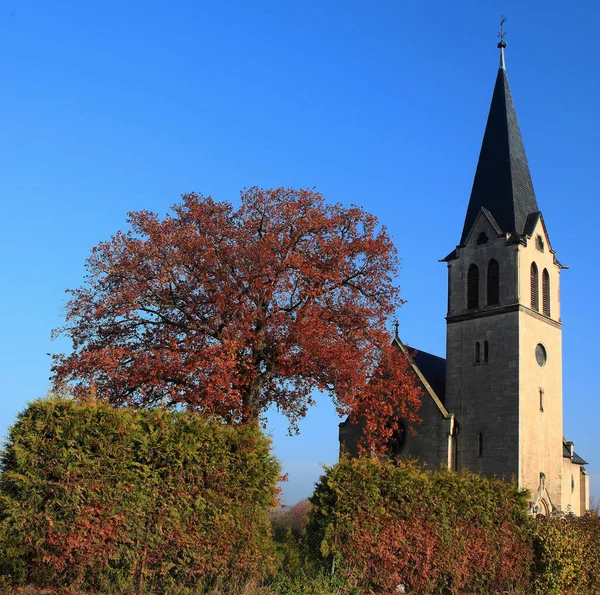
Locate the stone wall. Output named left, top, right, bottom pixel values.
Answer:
left=517, top=218, right=563, bottom=509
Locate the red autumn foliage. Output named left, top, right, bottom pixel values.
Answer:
left=339, top=513, right=442, bottom=594
left=52, top=187, right=421, bottom=448
left=309, top=458, right=533, bottom=594
left=43, top=503, right=126, bottom=576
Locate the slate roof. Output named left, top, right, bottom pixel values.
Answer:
left=409, top=348, right=447, bottom=406
left=523, top=211, right=542, bottom=238
left=563, top=441, right=588, bottom=465
left=460, top=50, right=539, bottom=246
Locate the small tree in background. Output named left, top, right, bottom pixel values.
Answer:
left=269, top=501, right=313, bottom=577
left=52, top=187, right=421, bottom=449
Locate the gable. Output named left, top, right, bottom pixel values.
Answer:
left=523, top=212, right=565, bottom=269
left=463, top=207, right=504, bottom=248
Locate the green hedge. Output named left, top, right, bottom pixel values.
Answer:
left=531, top=512, right=600, bottom=595
left=2, top=400, right=598, bottom=595
left=308, top=457, right=533, bottom=595
left=0, top=398, right=280, bottom=593
left=307, top=458, right=600, bottom=595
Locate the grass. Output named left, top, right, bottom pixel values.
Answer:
left=0, top=573, right=350, bottom=595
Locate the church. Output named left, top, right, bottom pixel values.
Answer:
left=339, top=37, right=590, bottom=516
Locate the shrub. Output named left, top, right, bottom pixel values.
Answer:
left=308, top=457, right=533, bottom=595
left=531, top=511, right=600, bottom=594
left=0, top=397, right=280, bottom=593
left=269, top=500, right=313, bottom=575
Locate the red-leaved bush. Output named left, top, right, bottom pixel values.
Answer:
left=308, top=457, right=533, bottom=594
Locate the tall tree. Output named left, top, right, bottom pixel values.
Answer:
left=52, top=187, right=421, bottom=449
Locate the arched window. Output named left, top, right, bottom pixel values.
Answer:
left=478, top=432, right=484, bottom=457
left=542, top=269, right=550, bottom=316
left=530, top=262, right=539, bottom=311
left=483, top=340, right=489, bottom=364
left=474, top=341, right=481, bottom=364
left=487, top=259, right=499, bottom=306
left=467, top=264, right=479, bottom=309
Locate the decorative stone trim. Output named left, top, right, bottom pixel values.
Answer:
left=447, top=303, right=562, bottom=329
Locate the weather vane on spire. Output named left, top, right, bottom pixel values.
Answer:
left=393, top=318, right=399, bottom=339
left=497, top=15, right=508, bottom=48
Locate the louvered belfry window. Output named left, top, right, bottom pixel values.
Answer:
left=542, top=269, right=550, bottom=316
left=487, top=259, right=500, bottom=306
left=530, top=262, right=539, bottom=311
left=467, top=264, right=479, bottom=309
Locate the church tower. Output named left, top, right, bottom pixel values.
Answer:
left=340, top=27, right=589, bottom=514
left=442, top=38, right=565, bottom=512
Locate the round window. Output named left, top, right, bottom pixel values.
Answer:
left=535, top=344, right=547, bottom=367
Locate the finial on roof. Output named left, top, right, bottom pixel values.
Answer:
left=393, top=318, right=400, bottom=339
left=497, top=15, right=507, bottom=70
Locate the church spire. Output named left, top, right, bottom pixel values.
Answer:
left=459, top=20, right=539, bottom=246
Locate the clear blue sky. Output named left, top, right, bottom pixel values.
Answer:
left=1, top=0, right=599, bottom=505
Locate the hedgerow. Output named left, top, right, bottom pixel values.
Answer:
left=2, top=399, right=599, bottom=595
left=0, top=397, right=280, bottom=593
left=308, top=457, right=533, bottom=595
left=531, top=512, right=600, bottom=594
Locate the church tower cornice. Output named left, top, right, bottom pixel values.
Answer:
left=446, top=302, right=563, bottom=330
